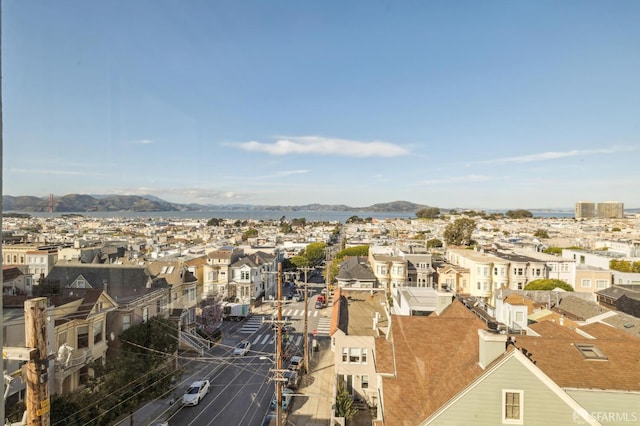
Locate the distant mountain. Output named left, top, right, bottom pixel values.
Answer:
left=2, top=194, right=437, bottom=214
left=2, top=194, right=183, bottom=212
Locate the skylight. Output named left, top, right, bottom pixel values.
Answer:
left=574, top=343, right=608, bottom=360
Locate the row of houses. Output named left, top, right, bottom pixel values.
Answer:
left=1, top=241, right=286, bottom=406
left=327, top=284, right=640, bottom=426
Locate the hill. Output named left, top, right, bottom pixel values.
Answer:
left=2, top=194, right=436, bottom=214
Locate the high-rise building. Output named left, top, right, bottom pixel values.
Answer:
left=597, top=201, right=624, bottom=219
left=575, top=201, right=595, bottom=219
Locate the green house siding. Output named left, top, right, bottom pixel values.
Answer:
left=428, top=357, right=578, bottom=425
left=567, top=390, right=640, bottom=425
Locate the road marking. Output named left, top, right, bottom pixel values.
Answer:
left=316, top=318, right=331, bottom=336
left=313, top=311, right=318, bottom=317
left=261, top=334, right=271, bottom=345
left=252, top=335, right=262, bottom=345
left=270, top=336, right=276, bottom=344
left=293, top=309, right=300, bottom=316
left=295, top=336, right=303, bottom=346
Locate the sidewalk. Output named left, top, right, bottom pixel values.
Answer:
left=286, top=336, right=335, bottom=426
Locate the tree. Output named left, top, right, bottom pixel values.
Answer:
left=416, top=207, right=440, bottom=219
left=304, top=242, right=327, bottom=265
left=334, top=383, right=358, bottom=423
left=443, top=218, right=476, bottom=246
left=543, top=247, right=563, bottom=255
left=290, top=255, right=311, bottom=268
left=206, top=218, right=224, bottom=226
left=505, top=209, right=533, bottom=219
left=426, top=238, right=443, bottom=248
left=533, top=229, right=549, bottom=239
left=242, top=228, right=258, bottom=241
left=524, top=279, right=574, bottom=291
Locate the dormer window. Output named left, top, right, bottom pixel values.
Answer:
left=575, top=343, right=608, bottom=360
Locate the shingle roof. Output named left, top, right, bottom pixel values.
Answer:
left=596, top=285, right=640, bottom=301
left=336, top=256, right=377, bottom=281
left=378, top=300, right=486, bottom=426
left=515, top=321, right=640, bottom=391
left=554, top=295, right=609, bottom=320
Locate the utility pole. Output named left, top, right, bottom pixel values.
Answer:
left=298, top=266, right=313, bottom=374
left=275, top=262, right=283, bottom=426
left=25, top=297, right=50, bottom=426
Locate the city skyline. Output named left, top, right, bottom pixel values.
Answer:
left=3, top=1, right=640, bottom=209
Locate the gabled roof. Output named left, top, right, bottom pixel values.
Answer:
left=336, top=256, right=377, bottom=281
left=553, top=295, right=609, bottom=321
left=378, top=299, right=486, bottom=425
left=596, top=285, right=640, bottom=301
left=2, top=266, right=24, bottom=281
left=147, top=261, right=196, bottom=285
left=45, top=264, right=165, bottom=304
left=515, top=321, right=640, bottom=391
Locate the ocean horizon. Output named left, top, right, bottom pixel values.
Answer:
left=19, top=209, right=576, bottom=222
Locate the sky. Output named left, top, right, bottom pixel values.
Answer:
left=3, top=1, right=640, bottom=210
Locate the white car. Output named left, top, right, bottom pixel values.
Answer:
left=234, top=341, right=251, bottom=356
left=182, top=380, right=210, bottom=406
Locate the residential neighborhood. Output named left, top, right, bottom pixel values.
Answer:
left=2, top=208, right=640, bottom=425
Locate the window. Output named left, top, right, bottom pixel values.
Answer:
left=241, top=270, right=250, bottom=280
left=515, top=312, right=524, bottom=323
left=561, top=263, right=569, bottom=273
left=575, top=343, right=607, bottom=360
left=581, top=279, right=591, bottom=288
left=58, top=331, right=67, bottom=347
left=349, top=348, right=360, bottom=363
left=477, top=282, right=481, bottom=290
left=596, top=280, right=608, bottom=289
left=517, top=282, right=523, bottom=290
left=122, top=314, right=131, bottom=331
left=93, top=321, right=103, bottom=344
left=361, top=375, right=369, bottom=389
left=361, top=348, right=367, bottom=364
left=342, top=348, right=348, bottom=363
left=77, top=325, right=89, bottom=349
left=142, top=307, right=149, bottom=322
left=502, top=390, right=523, bottom=424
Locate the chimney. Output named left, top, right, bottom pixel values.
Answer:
left=478, top=329, right=508, bottom=369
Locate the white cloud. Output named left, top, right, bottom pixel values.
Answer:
left=479, top=145, right=637, bottom=164
left=259, top=169, right=310, bottom=179
left=132, top=139, right=153, bottom=145
left=9, top=168, right=89, bottom=176
left=235, top=136, right=409, bottom=157
left=416, top=175, right=493, bottom=186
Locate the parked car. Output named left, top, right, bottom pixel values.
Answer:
left=288, top=355, right=303, bottom=371
left=270, top=388, right=294, bottom=411
left=292, top=294, right=301, bottom=302
left=284, top=370, right=300, bottom=390
left=182, top=380, right=210, bottom=406
left=234, top=341, right=251, bottom=356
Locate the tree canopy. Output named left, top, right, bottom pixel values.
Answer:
left=524, top=279, right=574, bottom=291
left=533, top=229, right=549, bottom=238
left=505, top=209, right=533, bottom=219
left=443, top=218, right=476, bottom=246
left=416, top=207, right=440, bottom=219
left=426, top=238, right=443, bottom=248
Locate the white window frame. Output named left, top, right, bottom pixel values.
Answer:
left=581, top=279, right=592, bottom=288
left=502, top=389, right=524, bottom=424
left=595, top=280, right=608, bottom=289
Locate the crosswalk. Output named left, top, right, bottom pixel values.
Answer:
left=315, top=318, right=331, bottom=336
left=239, top=316, right=264, bottom=334
left=281, top=308, right=320, bottom=318
left=250, top=333, right=304, bottom=347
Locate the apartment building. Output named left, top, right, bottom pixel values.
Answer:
left=445, top=248, right=505, bottom=302
left=575, top=201, right=595, bottom=219
left=229, top=251, right=277, bottom=304
left=597, top=201, right=624, bottom=219
left=204, top=246, right=244, bottom=298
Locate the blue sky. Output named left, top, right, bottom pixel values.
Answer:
left=3, top=1, right=639, bottom=209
